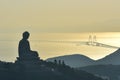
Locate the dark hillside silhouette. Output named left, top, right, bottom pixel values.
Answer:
left=80, top=65, right=120, bottom=80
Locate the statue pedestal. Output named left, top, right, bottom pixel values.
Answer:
left=15, top=56, right=41, bottom=72
left=16, top=56, right=40, bottom=61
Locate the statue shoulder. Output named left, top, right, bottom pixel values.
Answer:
left=19, top=39, right=29, bottom=45
left=19, top=39, right=29, bottom=42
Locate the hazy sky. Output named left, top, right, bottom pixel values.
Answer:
left=0, top=0, right=120, bottom=33
left=0, top=0, right=120, bottom=62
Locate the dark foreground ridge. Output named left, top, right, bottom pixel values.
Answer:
left=80, top=65, right=120, bottom=80
left=0, top=60, right=104, bottom=80
left=0, top=31, right=104, bottom=80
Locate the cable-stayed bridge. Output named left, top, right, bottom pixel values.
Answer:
left=0, top=35, right=119, bottom=49
left=39, top=35, right=120, bottom=49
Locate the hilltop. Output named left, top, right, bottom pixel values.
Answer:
left=46, top=54, right=95, bottom=68
left=96, top=48, right=120, bottom=65
left=0, top=60, right=104, bottom=80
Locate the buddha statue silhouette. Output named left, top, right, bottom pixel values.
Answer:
left=18, top=31, right=39, bottom=59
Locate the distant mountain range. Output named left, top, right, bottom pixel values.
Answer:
left=46, top=48, right=120, bottom=67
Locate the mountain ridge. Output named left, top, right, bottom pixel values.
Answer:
left=46, top=48, right=120, bottom=67
left=96, top=48, right=120, bottom=65
left=46, top=54, right=95, bottom=68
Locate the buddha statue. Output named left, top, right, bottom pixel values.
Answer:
left=18, top=31, right=39, bottom=59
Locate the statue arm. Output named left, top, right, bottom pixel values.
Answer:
left=26, top=41, right=31, bottom=52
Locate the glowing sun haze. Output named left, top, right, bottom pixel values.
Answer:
left=0, top=0, right=120, bottom=61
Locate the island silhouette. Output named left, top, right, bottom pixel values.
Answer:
left=0, top=31, right=104, bottom=80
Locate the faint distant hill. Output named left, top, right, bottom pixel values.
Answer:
left=47, top=49, right=120, bottom=68
left=46, top=54, right=95, bottom=68
left=96, top=48, right=120, bottom=65
left=80, top=65, right=120, bottom=80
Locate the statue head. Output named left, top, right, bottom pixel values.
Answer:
left=22, top=31, right=30, bottom=40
